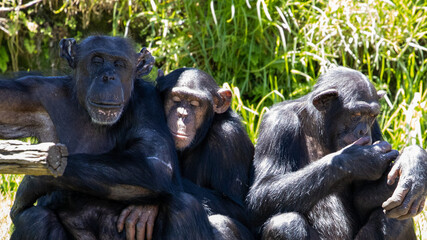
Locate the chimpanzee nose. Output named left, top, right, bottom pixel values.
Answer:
left=177, top=107, right=188, bottom=118
left=103, top=73, right=115, bottom=82
left=355, top=123, right=369, bottom=138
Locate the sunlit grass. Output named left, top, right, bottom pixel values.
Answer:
left=0, top=0, right=427, bottom=239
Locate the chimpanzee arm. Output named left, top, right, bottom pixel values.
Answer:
left=11, top=127, right=178, bottom=220
left=0, top=76, right=55, bottom=139
left=47, top=128, right=176, bottom=199
left=247, top=106, right=397, bottom=227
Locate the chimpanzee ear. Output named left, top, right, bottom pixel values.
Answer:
left=377, top=90, right=386, bottom=99
left=136, top=47, right=155, bottom=77
left=312, top=89, right=339, bottom=111
left=59, top=38, right=77, bottom=69
left=157, top=69, right=164, bottom=79
left=213, top=88, right=232, bottom=114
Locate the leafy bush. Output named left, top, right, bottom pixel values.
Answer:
left=0, top=0, right=426, bottom=238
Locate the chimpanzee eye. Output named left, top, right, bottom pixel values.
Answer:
left=92, top=56, right=104, bottom=65
left=172, top=96, right=181, bottom=102
left=351, top=112, right=361, bottom=121
left=114, top=60, right=126, bottom=68
left=190, top=101, right=200, bottom=107
left=369, top=114, right=378, bottom=125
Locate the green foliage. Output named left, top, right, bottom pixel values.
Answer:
left=0, top=174, right=22, bottom=197
left=0, top=0, right=426, bottom=238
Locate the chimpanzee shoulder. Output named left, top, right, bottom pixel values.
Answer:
left=179, top=108, right=253, bottom=204
left=255, top=98, right=310, bottom=171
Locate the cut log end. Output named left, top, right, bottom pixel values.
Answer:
left=0, top=140, right=68, bottom=177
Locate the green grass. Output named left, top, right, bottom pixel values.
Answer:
left=0, top=0, right=427, bottom=239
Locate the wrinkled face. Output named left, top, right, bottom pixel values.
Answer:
left=312, top=68, right=382, bottom=151
left=333, top=100, right=380, bottom=150
left=76, top=48, right=134, bottom=125
left=164, top=87, right=210, bottom=150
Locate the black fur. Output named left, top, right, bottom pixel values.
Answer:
left=247, top=67, right=417, bottom=240
left=157, top=68, right=255, bottom=239
left=3, top=36, right=214, bottom=240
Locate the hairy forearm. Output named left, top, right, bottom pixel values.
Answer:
left=248, top=154, right=348, bottom=224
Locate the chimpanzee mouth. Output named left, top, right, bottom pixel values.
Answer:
left=87, top=100, right=124, bottom=125
left=88, top=100, right=124, bottom=109
left=171, top=131, right=189, bottom=139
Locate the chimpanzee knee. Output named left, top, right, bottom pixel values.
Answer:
left=156, top=192, right=215, bottom=240
left=262, top=212, right=318, bottom=240
left=11, top=206, right=69, bottom=240
left=209, top=214, right=254, bottom=240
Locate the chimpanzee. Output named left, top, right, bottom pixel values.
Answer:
left=117, top=68, right=255, bottom=239
left=2, top=36, right=215, bottom=240
left=247, top=66, right=427, bottom=239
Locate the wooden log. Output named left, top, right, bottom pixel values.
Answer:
left=0, top=140, right=68, bottom=177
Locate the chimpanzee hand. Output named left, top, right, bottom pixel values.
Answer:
left=339, top=137, right=399, bottom=181
left=382, top=145, right=427, bottom=220
left=117, top=204, right=159, bottom=240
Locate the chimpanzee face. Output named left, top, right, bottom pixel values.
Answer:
left=164, top=87, right=210, bottom=150
left=333, top=99, right=380, bottom=149
left=312, top=67, right=382, bottom=151
left=160, top=69, right=232, bottom=151
left=60, top=36, right=153, bottom=125
left=77, top=50, right=134, bottom=125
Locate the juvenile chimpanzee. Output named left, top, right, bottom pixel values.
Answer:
left=2, top=36, right=215, bottom=240
left=247, top=66, right=427, bottom=239
left=118, top=68, right=255, bottom=239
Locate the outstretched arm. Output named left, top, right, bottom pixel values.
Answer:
left=0, top=76, right=53, bottom=139
left=11, top=125, right=179, bottom=220
left=36, top=127, right=177, bottom=200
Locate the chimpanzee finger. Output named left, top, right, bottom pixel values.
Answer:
left=384, top=188, right=413, bottom=218
left=117, top=206, right=134, bottom=233
left=126, top=209, right=141, bottom=240
left=372, top=141, right=392, bottom=153
left=383, top=150, right=399, bottom=162
left=387, top=162, right=401, bottom=185
left=382, top=182, right=411, bottom=211
left=136, top=215, right=148, bottom=240
left=352, top=137, right=371, bottom=146
left=396, top=197, right=422, bottom=220
left=410, top=197, right=423, bottom=217
left=146, top=212, right=156, bottom=240
left=401, top=197, right=423, bottom=220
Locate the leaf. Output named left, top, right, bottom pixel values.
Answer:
left=24, top=39, right=36, bottom=54
left=0, top=46, right=9, bottom=73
